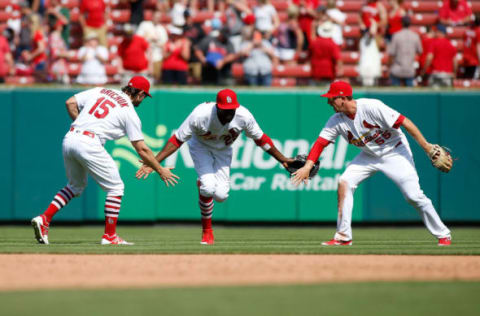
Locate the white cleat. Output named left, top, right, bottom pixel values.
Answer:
left=31, top=215, right=49, bottom=245
left=101, top=234, right=134, bottom=245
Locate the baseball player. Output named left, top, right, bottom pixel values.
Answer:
left=136, top=89, right=294, bottom=245
left=31, top=76, right=179, bottom=245
left=292, top=81, right=452, bottom=246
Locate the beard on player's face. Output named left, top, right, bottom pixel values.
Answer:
left=216, top=106, right=236, bottom=125
left=132, top=93, right=146, bottom=107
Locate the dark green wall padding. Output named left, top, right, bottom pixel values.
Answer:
left=1, top=89, right=477, bottom=222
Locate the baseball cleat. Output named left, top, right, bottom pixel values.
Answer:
left=438, top=237, right=452, bottom=246
left=321, top=239, right=352, bottom=246
left=101, top=234, right=134, bottom=245
left=200, top=229, right=214, bottom=245
left=31, top=215, right=50, bottom=245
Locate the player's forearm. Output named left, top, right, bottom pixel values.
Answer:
left=155, top=141, right=180, bottom=163
left=65, top=97, right=79, bottom=120
left=255, top=134, right=289, bottom=164
left=266, top=146, right=289, bottom=163
left=402, top=117, right=430, bottom=153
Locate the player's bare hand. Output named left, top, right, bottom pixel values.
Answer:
left=136, top=164, right=154, bottom=179
left=158, top=167, right=180, bottom=187
left=291, top=166, right=311, bottom=186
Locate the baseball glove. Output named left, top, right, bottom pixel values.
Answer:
left=428, top=145, right=453, bottom=173
left=286, top=154, right=320, bottom=178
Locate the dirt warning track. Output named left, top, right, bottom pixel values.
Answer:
left=1, top=254, right=479, bottom=291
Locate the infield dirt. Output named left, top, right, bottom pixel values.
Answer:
left=1, top=254, right=480, bottom=291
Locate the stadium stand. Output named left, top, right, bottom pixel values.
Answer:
left=3, top=0, right=480, bottom=86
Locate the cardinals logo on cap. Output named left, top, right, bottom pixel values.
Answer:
left=217, top=88, right=240, bottom=110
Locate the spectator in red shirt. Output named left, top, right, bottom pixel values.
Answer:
left=386, top=0, right=406, bottom=40
left=0, top=33, right=15, bottom=82
left=421, top=24, right=458, bottom=87
left=418, top=25, right=435, bottom=84
left=290, top=0, right=319, bottom=49
left=79, top=0, right=108, bottom=47
left=309, top=21, right=342, bottom=84
left=118, top=24, right=151, bottom=82
left=462, top=15, right=480, bottom=78
left=162, top=25, right=191, bottom=85
left=439, top=0, right=473, bottom=26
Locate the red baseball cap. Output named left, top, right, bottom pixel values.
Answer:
left=321, top=81, right=353, bottom=98
left=216, top=89, right=240, bottom=110
left=128, top=76, right=152, bottom=97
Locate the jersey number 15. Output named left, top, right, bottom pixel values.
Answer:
left=89, top=97, right=116, bottom=119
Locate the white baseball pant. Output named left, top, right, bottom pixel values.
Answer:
left=188, top=140, right=231, bottom=202
left=62, top=130, right=124, bottom=197
left=335, top=143, right=451, bottom=241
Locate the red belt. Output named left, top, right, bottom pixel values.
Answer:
left=70, top=127, right=95, bottom=139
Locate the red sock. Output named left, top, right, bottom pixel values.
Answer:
left=199, top=195, right=213, bottom=231
left=104, top=196, right=122, bottom=236
left=202, top=218, right=212, bottom=231
left=43, top=204, right=60, bottom=223
left=104, top=216, right=118, bottom=236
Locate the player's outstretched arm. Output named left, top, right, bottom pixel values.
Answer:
left=266, top=146, right=295, bottom=170
left=254, top=134, right=295, bottom=169
left=401, top=117, right=433, bottom=154
left=131, top=140, right=180, bottom=187
left=135, top=136, right=182, bottom=180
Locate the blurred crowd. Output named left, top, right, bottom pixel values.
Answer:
left=0, top=0, right=479, bottom=87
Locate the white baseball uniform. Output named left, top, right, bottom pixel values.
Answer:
left=318, top=98, right=450, bottom=240
left=63, top=87, right=144, bottom=197
left=175, top=102, right=264, bottom=201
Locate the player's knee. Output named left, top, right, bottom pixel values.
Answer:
left=105, top=183, right=124, bottom=197
left=213, top=188, right=229, bottom=202
left=337, top=179, right=351, bottom=196
left=67, top=184, right=84, bottom=197
left=338, top=179, right=349, bottom=190
left=404, top=191, right=428, bottom=207
left=199, top=182, right=216, bottom=197
left=339, top=176, right=357, bottom=192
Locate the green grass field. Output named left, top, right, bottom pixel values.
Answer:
left=1, top=225, right=479, bottom=316
left=1, top=282, right=479, bottom=316
left=0, top=225, right=479, bottom=255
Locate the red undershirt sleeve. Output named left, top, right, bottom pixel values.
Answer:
left=306, top=137, right=331, bottom=163
left=392, top=114, right=406, bottom=129
left=254, top=133, right=274, bottom=151
left=168, top=135, right=184, bottom=148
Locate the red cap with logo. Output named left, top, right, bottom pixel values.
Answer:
left=216, top=89, right=240, bottom=110
left=128, top=76, right=152, bottom=97
left=321, top=81, right=353, bottom=98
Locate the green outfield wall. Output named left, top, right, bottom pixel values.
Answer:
left=1, top=89, right=478, bottom=223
